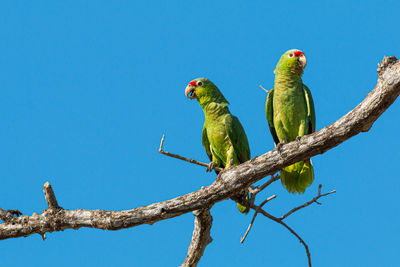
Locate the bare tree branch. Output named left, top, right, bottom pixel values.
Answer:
left=240, top=195, right=276, bottom=243
left=248, top=174, right=280, bottom=196
left=0, top=56, right=399, bottom=265
left=181, top=208, right=213, bottom=267
left=243, top=185, right=335, bottom=267
left=259, top=84, right=268, bottom=93
left=280, top=185, right=336, bottom=220
left=158, top=134, right=223, bottom=172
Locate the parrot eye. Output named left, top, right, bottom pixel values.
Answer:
left=288, top=53, right=294, bottom=58
left=196, top=81, right=203, bottom=87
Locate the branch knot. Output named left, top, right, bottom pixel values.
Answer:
left=378, top=56, right=397, bottom=76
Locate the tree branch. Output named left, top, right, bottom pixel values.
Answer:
left=280, top=185, right=336, bottom=220
left=0, top=57, right=399, bottom=247
left=181, top=208, right=213, bottom=267
left=240, top=195, right=276, bottom=243
left=248, top=174, right=280, bottom=196
left=158, top=134, right=223, bottom=172
left=259, top=84, right=268, bottom=93
left=242, top=185, right=335, bottom=267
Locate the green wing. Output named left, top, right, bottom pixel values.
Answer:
left=224, top=114, right=250, bottom=163
left=265, top=88, right=280, bottom=145
left=303, top=84, right=316, bottom=134
left=202, top=125, right=213, bottom=162
left=225, top=114, right=251, bottom=214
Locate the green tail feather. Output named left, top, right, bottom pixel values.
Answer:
left=281, top=160, right=314, bottom=194
left=236, top=190, right=250, bottom=214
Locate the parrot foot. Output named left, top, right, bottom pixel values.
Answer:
left=296, top=136, right=302, bottom=142
left=7, top=209, right=22, bottom=217
left=276, top=142, right=286, bottom=154
left=206, top=161, right=217, bottom=172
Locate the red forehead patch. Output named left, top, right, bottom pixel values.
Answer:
left=189, top=80, right=196, bottom=86
left=293, top=50, right=304, bottom=57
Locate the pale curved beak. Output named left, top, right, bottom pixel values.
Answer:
left=185, top=84, right=196, bottom=99
left=298, top=54, right=307, bottom=69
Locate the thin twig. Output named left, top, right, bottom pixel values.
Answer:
left=259, top=85, right=268, bottom=93
left=249, top=174, right=280, bottom=195
left=158, top=134, right=223, bottom=172
left=241, top=195, right=276, bottom=243
left=280, top=185, right=336, bottom=220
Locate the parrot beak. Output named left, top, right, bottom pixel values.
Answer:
left=185, top=84, right=197, bottom=99
left=298, top=54, right=307, bottom=69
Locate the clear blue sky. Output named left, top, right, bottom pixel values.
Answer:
left=1, top=1, right=399, bottom=266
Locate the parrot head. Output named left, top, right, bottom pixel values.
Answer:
left=185, top=78, right=229, bottom=107
left=274, top=49, right=307, bottom=75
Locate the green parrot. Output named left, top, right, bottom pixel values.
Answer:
left=185, top=78, right=250, bottom=214
left=265, top=49, right=316, bottom=194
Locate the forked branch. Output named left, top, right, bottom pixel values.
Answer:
left=241, top=185, right=336, bottom=267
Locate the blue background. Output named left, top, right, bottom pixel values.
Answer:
left=1, top=1, right=399, bottom=266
